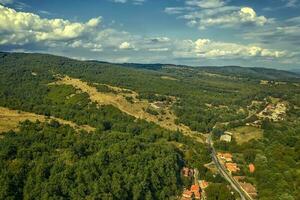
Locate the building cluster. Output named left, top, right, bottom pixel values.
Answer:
left=182, top=185, right=201, bottom=200
left=217, top=152, right=240, bottom=174
left=181, top=167, right=209, bottom=200
left=257, top=102, right=287, bottom=122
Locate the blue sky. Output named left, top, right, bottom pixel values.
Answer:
left=0, top=0, right=300, bottom=69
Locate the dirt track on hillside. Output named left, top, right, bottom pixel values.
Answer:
left=54, top=76, right=204, bottom=142
left=0, top=107, right=95, bottom=133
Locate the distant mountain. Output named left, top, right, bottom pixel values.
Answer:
left=1, top=51, right=299, bottom=81
left=118, top=62, right=300, bottom=81
left=119, top=63, right=165, bottom=70
left=290, top=68, right=300, bottom=74
left=198, top=66, right=300, bottom=81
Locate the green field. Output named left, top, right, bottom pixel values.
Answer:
left=230, top=126, right=263, bottom=144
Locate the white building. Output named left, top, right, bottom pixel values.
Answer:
left=220, top=134, right=232, bottom=142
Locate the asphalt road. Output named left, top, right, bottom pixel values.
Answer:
left=208, top=134, right=253, bottom=200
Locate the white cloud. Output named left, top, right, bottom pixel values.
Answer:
left=173, top=38, right=287, bottom=59
left=69, top=40, right=102, bottom=52
left=186, top=0, right=225, bottom=8
left=283, top=0, right=298, bottom=7
left=185, top=7, right=269, bottom=29
left=0, top=5, right=102, bottom=44
left=148, top=48, right=169, bottom=52
left=119, top=41, right=135, bottom=50
left=242, top=16, right=300, bottom=47
left=165, top=7, right=187, bottom=15
left=0, top=0, right=13, bottom=5
left=149, top=37, right=170, bottom=43
left=166, top=1, right=270, bottom=29
left=239, top=7, right=267, bottom=26
left=110, top=0, right=145, bottom=5
left=0, top=4, right=295, bottom=68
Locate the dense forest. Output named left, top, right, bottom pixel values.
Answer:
left=0, top=52, right=299, bottom=200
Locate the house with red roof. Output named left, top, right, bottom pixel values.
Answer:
left=217, top=152, right=233, bottom=162
left=225, top=162, right=240, bottom=174
left=249, top=163, right=255, bottom=173
left=181, top=184, right=201, bottom=200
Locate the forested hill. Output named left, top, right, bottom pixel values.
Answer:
left=198, top=66, right=300, bottom=81
left=118, top=63, right=300, bottom=81
left=1, top=51, right=299, bottom=81
left=0, top=51, right=299, bottom=200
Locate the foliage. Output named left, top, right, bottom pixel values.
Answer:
left=205, top=183, right=235, bottom=200
left=0, top=121, right=184, bottom=200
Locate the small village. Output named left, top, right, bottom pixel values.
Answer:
left=217, top=152, right=257, bottom=199
left=246, top=100, right=288, bottom=128
left=180, top=167, right=209, bottom=200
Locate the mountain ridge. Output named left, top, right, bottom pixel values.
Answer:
left=1, top=51, right=299, bottom=81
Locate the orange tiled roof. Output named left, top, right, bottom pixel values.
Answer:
left=190, top=184, right=200, bottom=192
left=199, top=180, right=209, bottom=189
left=225, top=162, right=240, bottom=173
left=249, top=163, right=255, bottom=173
left=223, top=153, right=233, bottom=159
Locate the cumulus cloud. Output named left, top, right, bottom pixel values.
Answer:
left=0, top=4, right=294, bottom=68
left=243, top=16, right=300, bottom=46
left=0, top=5, right=102, bottom=45
left=119, top=42, right=131, bottom=49
left=195, top=7, right=268, bottom=29
left=173, top=38, right=287, bottom=59
left=69, top=40, right=102, bottom=52
left=166, top=1, right=270, bottom=29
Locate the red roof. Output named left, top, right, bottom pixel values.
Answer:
left=225, top=162, right=240, bottom=173
left=182, top=185, right=201, bottom=199
left=249, top=163, right=255, bottom=173
left=190, top=185, right=200, bottom=192
left=199, top=180, right=209, bottom=189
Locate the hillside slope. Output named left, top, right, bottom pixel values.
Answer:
left=0, top=52, right=299, bottom=200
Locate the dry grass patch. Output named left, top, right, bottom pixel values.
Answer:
left=53, top=76, right=203, bottom=142
left=161, top=76, right=178, bottom=81
left=0, top=107, right=95, bottom=133
left=230, top=126, right=263, bottom=144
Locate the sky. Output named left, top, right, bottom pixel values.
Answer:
left=0, top=0, right=300, bottom=70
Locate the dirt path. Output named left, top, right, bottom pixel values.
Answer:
left=54, top=76, right=204, bottom=142
left=0, top=107, right=95, bottom=133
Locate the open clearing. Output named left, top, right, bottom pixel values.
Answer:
left=53, top=76, right=204, bottom=142
left=161, top=76, right=178, bottom=81
left=230, top=126, right=263, bottom=144
left=0, top=107, right=95, bottom=133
